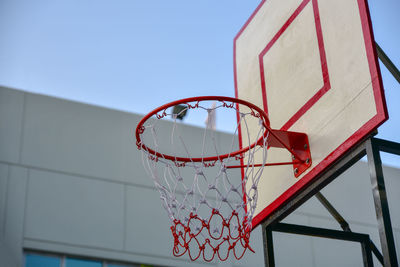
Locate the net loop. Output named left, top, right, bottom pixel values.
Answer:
left=170, top=210, right=255, bottom=261
left=187, top=101, right=200, bottom=109
left=156, top=111, right=167, bottom=119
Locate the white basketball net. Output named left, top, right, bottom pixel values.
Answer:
left=136, top=99, right=269, bottom=262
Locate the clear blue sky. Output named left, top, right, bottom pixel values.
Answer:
left=0, top=0, right=398, bottom=166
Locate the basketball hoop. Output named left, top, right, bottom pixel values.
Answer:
left=135, top=96, right=311, bottom=261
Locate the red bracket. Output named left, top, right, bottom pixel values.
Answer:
left=265, top=129, right=312, bottom=178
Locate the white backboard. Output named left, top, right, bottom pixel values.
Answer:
left=234, top=0, right=388, bottom=228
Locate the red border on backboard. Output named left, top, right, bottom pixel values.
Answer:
left=259, top=0, right=330, bottom=131
left=234, top=0, right=388, bottom=229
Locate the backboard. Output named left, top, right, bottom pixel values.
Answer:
left=234, top=0, right=388, bottom=228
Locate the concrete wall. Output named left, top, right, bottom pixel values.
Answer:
left=0, top=86, right=399, bottom=266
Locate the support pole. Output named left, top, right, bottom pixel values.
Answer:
left=262, top=225, right=275, bottom=267
left=375, top=42, right=400, bottom=85
left=315, top=192, right=351, bottom=232
left=361, top=240, right=374, bottom=267
left=366, top=138, right=398, bottom=267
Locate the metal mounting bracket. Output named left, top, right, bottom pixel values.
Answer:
left=266, top=129, right=312, bottom=177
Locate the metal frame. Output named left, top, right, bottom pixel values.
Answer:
left=262, top=137, right=399, bottom=266
left=315, top=191, right=384, bottom=264
left=265, top=223, right=374, bottom=266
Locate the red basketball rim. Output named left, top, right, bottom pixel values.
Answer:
left=135, top=96, right=271, bottom=163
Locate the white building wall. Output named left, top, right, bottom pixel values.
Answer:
left=0, top=86, right=399, bottom=267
